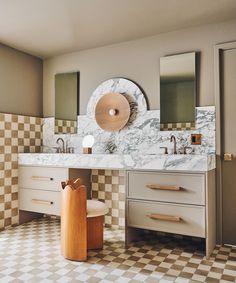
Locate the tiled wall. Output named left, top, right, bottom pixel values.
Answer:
left=91, top=170, right=125, bottom=229
left=0, top=113, right=42, bottom=230
left=160, top=121, right=195, bottom=131
left=54, top=119, right=77, bottom=134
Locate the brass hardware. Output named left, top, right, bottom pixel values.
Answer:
left=83, top=147, right=92, bottom=154
left=191, top=134, right=202, bottom=145
left=146, top=185, right=181, bottom=191
left=224, top=153, right=233, bottom=161
left=31, top=176, right=54, bottom=181
left=31, top=199, right=53, bottom=205
left=146, top=213, right=181, bottom=222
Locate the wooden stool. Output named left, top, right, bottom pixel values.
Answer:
left=61, top=179, right=108, bottom=261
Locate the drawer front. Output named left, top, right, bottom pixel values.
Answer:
left=19, top=188, right=60, bottom=216
left=19, top=166, right=68, bottom=192
left=127, top=171, right=205, bottom=205
left=127, top=200, right=205, bottom=238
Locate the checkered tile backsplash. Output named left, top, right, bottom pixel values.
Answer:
left=91, top=169, right=125, bottom=229
left=160, top=122, right=195, bottom=131
left=54, top=119, right=77, bottom=134
left=0, top=113, right=42, bottom=230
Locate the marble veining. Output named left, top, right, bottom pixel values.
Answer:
left=42, top=106, right=215, bottom=156
left=18, top=153, right=215, bottom=172
left=86, top=78, right=147, bottom=118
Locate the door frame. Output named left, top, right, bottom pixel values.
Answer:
left=214, top=41, right=236, bottom=244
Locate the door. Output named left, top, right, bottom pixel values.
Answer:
left=221, top=47, right=236, bottom=245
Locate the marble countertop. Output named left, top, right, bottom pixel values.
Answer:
left=18, top=153, right=216, bottom=172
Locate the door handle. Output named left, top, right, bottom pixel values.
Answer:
left=224, top=153, right=233, bottom=161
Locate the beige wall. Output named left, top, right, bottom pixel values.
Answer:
left=0, top=44, right=43, bottom=117
left=43, top=19, right=236, bottom=117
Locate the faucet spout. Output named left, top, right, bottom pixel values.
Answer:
left=170, top=135, right=177, bottom=154
left=56, top=138, right=65, bottom=153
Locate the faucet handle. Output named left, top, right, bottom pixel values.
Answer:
left=183, top=146, right=193, bottom=154
left=160, top=146, right=168, bottom=154
left=53, top=146, right=62, bottom=153
left=66, top=147, right=74, bottom=153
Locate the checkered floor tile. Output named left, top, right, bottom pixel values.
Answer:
left=0, top=218, right=236, bottom=282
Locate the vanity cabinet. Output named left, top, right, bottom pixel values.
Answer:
left=18, top=163, right=216, bottom=257
left=19, top=166, right=91, bottom=217
left=126, top=170, right=216, bottom=258
left=19, top=166, right=68, bottom=216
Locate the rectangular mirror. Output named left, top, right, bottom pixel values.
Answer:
left=160, top=52, right=196, bottom=131
left=55, top=72, right=79, bottom=134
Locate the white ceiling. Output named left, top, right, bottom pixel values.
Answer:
left=0, top=0, right=236, bottom=59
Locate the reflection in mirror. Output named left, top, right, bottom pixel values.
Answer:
left=160, top=52, right=196, bottom=131
left=55, top=72, right=79, bottom=134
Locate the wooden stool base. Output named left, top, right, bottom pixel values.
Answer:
left=87, top=215, right=104, bottom=250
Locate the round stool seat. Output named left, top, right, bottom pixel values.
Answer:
left=87, top=200, right=108, bottom=218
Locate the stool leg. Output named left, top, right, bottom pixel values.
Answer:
left=87, top=216, right=104, bottom=250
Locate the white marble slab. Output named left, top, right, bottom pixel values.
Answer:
left=43, top=106, right=216, bottom=156
left=86, top=78, right=147, bottom=117
left=18, top=153, right=215, bottom=172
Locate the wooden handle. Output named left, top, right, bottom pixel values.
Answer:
left=31, top=199, right=53, bottom=205
left=146, top=213, right=181, bottom=222
left=146, top=184, right=181, bottom=191
left=32, top=176, right=54, bottom=181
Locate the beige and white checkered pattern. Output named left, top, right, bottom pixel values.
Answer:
left=92, top=170, right=125, bottom=229
left=0, top=217, right=236, bottom=283
left=0, top=113, right=42, bottom=230
left=55, top=119, right=77, bottom=134
left=160, top=122, right=195, bottom=131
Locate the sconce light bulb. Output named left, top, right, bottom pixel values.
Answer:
left=82, top=135, right=95, bottom=148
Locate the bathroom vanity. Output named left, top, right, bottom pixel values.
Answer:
left=126, top=169, right=215, bottom=258
left=18, top=153, right=216, bottom=258
left=19, top=165, right=91, bottom=216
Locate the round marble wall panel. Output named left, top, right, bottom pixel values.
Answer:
left=87, top=78, right=147, bottom=118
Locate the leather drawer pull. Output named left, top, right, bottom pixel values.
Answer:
left=31, top=199, right=54, bottom=205
left=146, top=184, right=181, bottom=191
left=31, top=176, right=54, bottom=181
left=146, top=213, right=181, bottom=222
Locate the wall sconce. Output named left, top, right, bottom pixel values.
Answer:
left=82, top=135, right=95, bottom=154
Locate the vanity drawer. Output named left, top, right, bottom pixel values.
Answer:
left=127, top=200, right=205, bottom=238
left=127, top=171, right=205, bottom=205
left=19, top=166, right=68, bottom=192
left=19, top=188, right=60, bottom=216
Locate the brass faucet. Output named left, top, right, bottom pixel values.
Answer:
left=170, top=135, right=177, bottom=154
left=56, top=138, right=65, bottom=153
